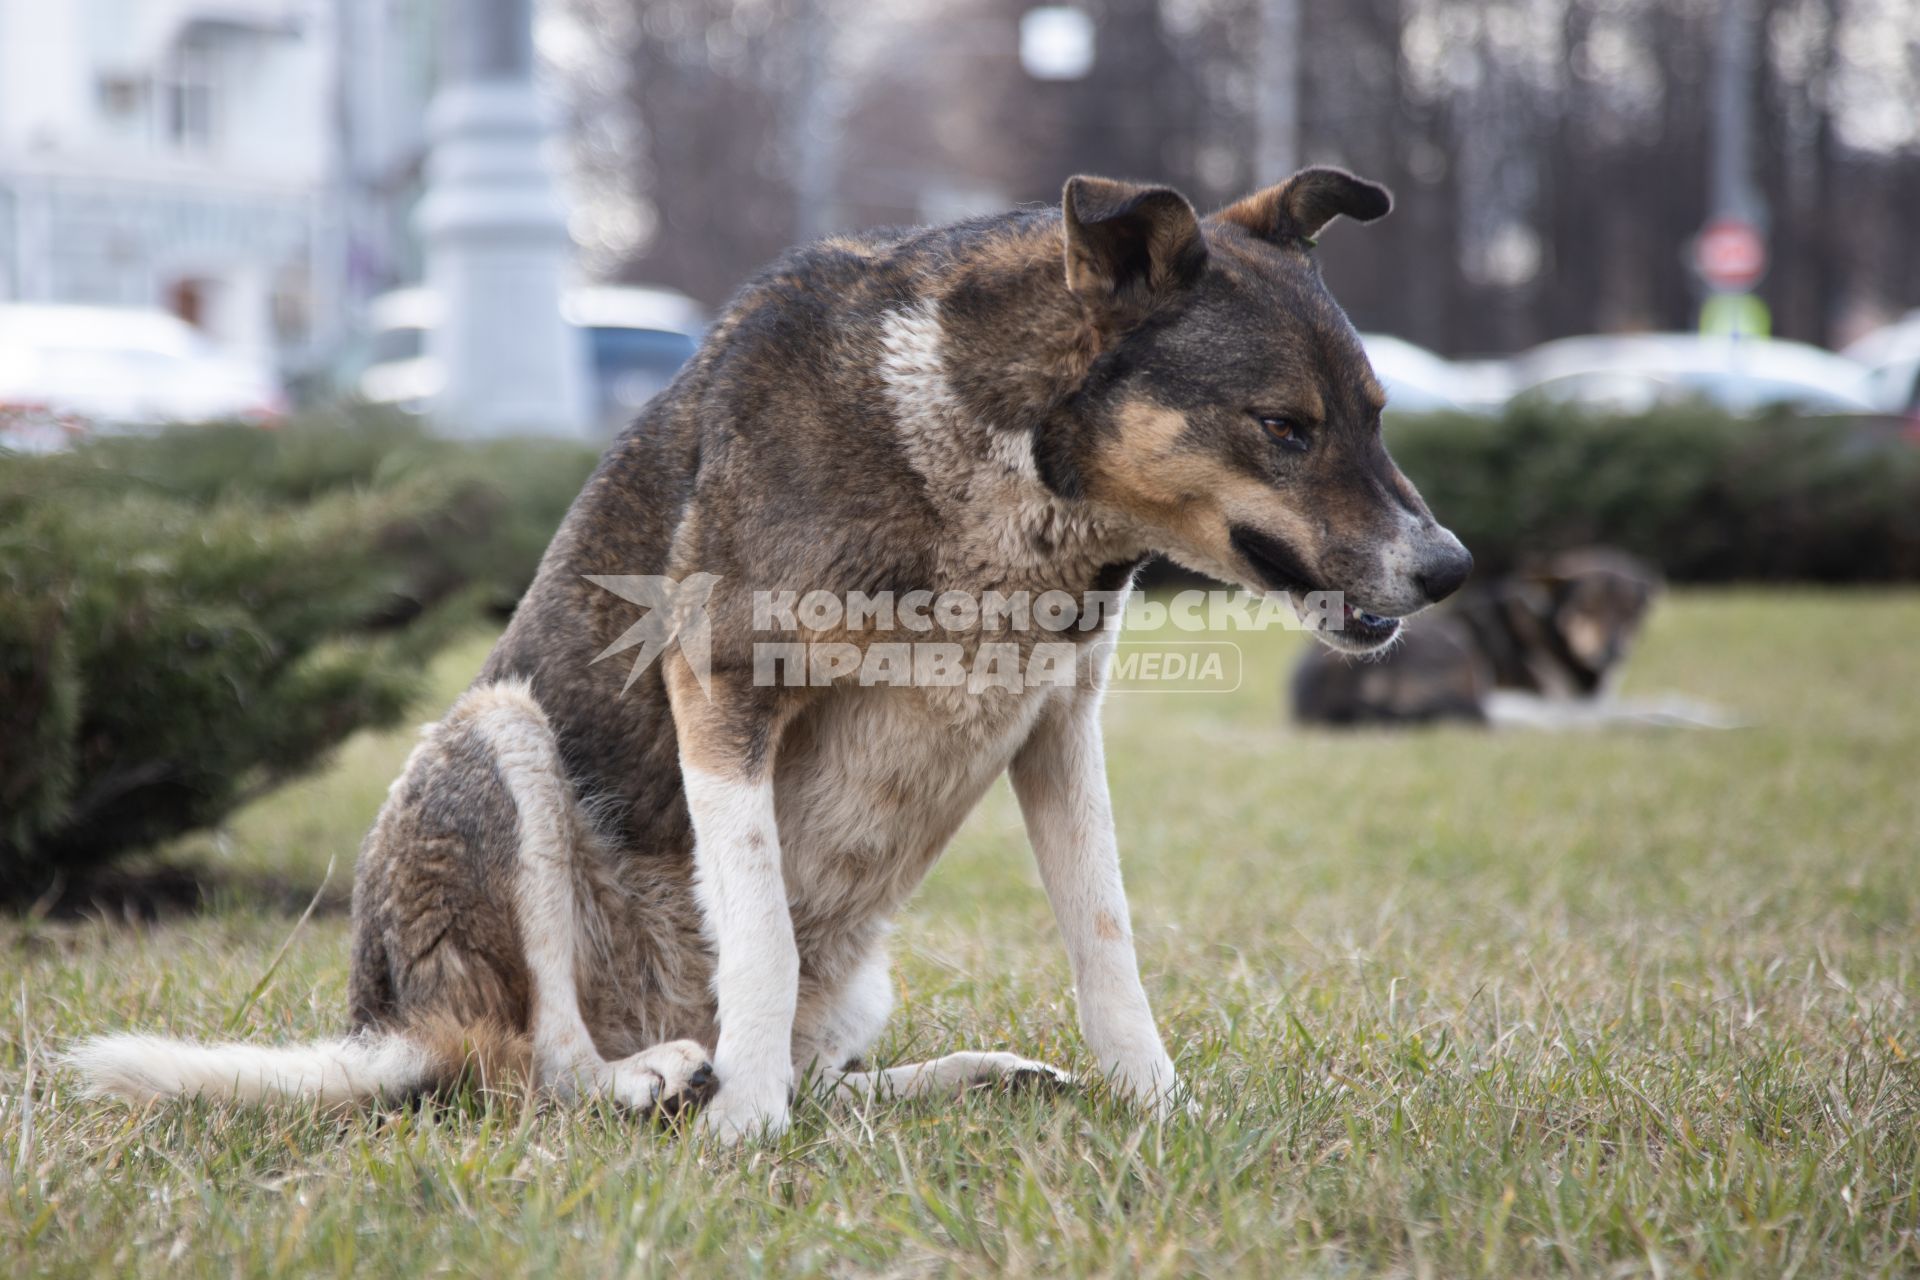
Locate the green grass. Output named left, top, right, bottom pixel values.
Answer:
left=6, top=591, right=1920, bottom=1277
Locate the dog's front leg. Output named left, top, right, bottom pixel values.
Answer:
left=1009, top=691, right=1183, bottom=1114
left=667, top=661, right=799, bottom=1143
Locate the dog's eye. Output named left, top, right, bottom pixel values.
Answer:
left=1254, top=414, right=1309, bottom=453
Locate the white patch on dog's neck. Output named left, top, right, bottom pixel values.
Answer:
left=877, top=301, right=1139, bottom=582
left=878, top=301, right=1038, bottom=484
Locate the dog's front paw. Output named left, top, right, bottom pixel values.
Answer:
left=1109, top=1055, right=1191, bottom=1118
left=694, top=1083, right=790, bottom=1145
left=604, top=1039, right=717, bottom=1118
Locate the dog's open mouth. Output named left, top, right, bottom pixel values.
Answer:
left=1229, top=525, right=1403, bottom=653
left=1332, top=601, right=1401, bottom=651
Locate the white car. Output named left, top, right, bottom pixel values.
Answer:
left=1507, top=333, right=1877, bottom=416
left=350, top=285, right=705, bottom=429
left=1359, top=334, right=1511, bottom=416
left=0, top=305, right=283, bottom=449
left=1842, top=310, right=1920, bottom=415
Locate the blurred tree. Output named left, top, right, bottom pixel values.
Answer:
left=569, top=0, right=1920, bottom=352
left=0, top=417, right=600, bottom=904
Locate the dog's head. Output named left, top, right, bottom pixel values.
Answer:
left=1521, top=549, right=1664, bottom=690
left=1040, top=169, right=1471, bottom=653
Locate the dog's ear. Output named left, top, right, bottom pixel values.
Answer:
left=1062, top=177, right=1206, bottom=317
left=1213, top=167, right=1392, bottom=246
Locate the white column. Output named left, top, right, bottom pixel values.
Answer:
left=415, top=1, right=586, bottom=438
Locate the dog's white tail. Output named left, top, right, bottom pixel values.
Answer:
left=65, top=1031, right=439, bottom=1107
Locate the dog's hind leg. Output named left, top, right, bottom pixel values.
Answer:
left=70, top=682, right=716, bottom=1113
left=467, top=683, right=716, bottom=1114
left=797, top=946, right=1073, bottom=1106
left=817, top=1054, right=1074, bottom=1102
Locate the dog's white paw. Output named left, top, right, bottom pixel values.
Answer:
left=1108, top=1056, right=1192, bottom=1118
left=694, top=1084, right=790, bottom=1145
left=1156, top=1086, right=1203, bottom=1121
left=603, top=1039, right=716, bottom=1116
left=963, top=1052, right=1076, bottom=1094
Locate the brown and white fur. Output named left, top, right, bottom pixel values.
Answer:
left=70, top=168, right=1471, bottom=1142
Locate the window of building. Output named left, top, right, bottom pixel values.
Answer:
left=97, top=76, right=145, bottom=119
left=95, top=74, right=153, bottom=146
left=163, top=40, right=219, bottom=150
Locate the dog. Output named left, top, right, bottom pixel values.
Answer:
left=71, top=167, right=1470, bottom=1142
left=1292, top=548, right=1727, bottom=729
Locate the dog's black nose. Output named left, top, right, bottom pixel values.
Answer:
left=1416, top=541, right=1473, bottom=603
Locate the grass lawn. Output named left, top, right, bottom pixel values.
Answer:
left=5, top=590, right=1919, bottom=1277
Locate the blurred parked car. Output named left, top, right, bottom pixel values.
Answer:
left=348, top=285, right=705, bottom=430
left=0, top=305, right=283, bottom=450
left=1507, top=333, right=1877, bottom=416
left=1360, top=334, right=1513, bottom=416
left=1842, top=310, right=1920, bottom=417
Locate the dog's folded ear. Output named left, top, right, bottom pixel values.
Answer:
left=1062, top=177, right=1207, bottom=317
left=1213, top=168, right=1392, bottom=246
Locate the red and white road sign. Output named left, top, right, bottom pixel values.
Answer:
left=1694, top=217, right=1768, bottom=293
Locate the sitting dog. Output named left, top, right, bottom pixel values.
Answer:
left=73, top=168, right=1470, bottom=1141
left=1292, top=548, right=1727, bottom=729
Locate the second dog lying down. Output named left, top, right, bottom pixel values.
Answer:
left=1293, top=548, right=1737, bottom=730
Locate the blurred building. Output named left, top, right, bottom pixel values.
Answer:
left=0, top=0, right=434, bottom=373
